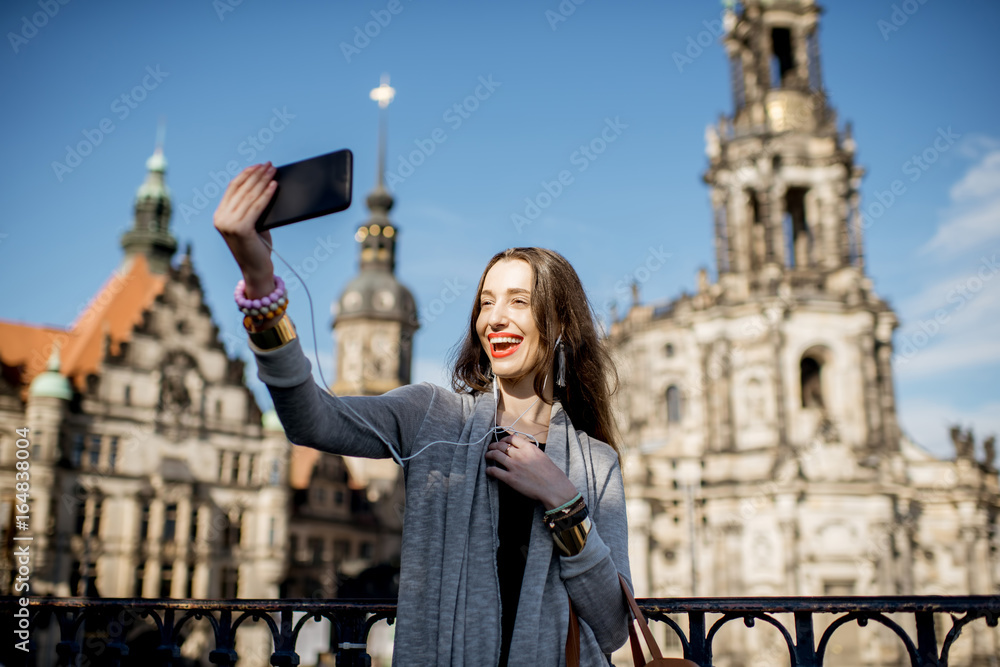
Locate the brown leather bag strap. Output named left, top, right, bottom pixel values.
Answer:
left=566, top=597, right=581, bottom=667
left=567, top=578, right=701, bottom=667
left=619, top=573, right=664, bottom=660
left=629, top=621, right=646, bottom=667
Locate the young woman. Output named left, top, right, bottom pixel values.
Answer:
left=215, top=163, right=631, bottom=665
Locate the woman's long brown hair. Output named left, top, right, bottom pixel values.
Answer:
left=450, top=248, right=621, bottom=456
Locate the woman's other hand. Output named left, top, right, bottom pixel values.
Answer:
left=485, top=433, right=579, bottom=510
left=214, top=162, right=278, bottom=298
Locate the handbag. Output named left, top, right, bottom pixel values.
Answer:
left=565, top=574, right=700, bottom=667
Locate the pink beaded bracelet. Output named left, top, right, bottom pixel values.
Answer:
left=235, top=276, right=287, bottom=318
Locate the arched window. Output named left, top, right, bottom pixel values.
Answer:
left=666, top=385, right=682, bottom=424
left=800, top=356, right=824, bottom=408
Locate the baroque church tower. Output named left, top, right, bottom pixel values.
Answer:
left=611, top=2, right=998, bottom=664
left=700, top=0, right=902, bottom=458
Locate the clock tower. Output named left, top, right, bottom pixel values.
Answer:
left=332, top=76, right=418, bottom=397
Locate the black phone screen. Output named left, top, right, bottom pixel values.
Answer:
left=255, top=149, right=353, bottom=232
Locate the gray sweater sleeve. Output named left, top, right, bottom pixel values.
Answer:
left=558, top=458, right=632, bottom=653
left=251, top=336, right=436, bottom=460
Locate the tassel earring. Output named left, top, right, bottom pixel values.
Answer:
left=555, top=338, right=567, bottom=389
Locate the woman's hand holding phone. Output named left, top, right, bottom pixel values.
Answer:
left=214, top=163, right=278, bottom=298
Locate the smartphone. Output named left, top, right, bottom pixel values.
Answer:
left=255, top=149, right=353, bottom=232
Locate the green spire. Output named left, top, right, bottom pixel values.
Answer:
left=121, top=123, right=178, bottom=273
left=29, top=343, right=73, bottom=400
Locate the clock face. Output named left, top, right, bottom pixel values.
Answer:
left=375, top=290, right=396, bottom=311
left=343, top=291, right=362, bottom=311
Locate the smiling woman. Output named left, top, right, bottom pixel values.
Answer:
left=215, top=164, right=631, bottom=665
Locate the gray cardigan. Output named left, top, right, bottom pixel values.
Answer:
left=253, top=337, right=631, bottom=666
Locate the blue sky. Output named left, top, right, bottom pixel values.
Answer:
left=1, top=0, right=998, bottom=459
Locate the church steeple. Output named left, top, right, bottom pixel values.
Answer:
left=333, top=76, right=418, bottom=396
left=357, top=74, right=399, bottom=273
left=704, top=0, right=865, bottom=294
left=121, top=123, right=178, bottom=274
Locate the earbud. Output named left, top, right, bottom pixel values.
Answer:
left=492, top=373, right=498, bottom=403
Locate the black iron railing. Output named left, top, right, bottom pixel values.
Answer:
left=2, top=595, right=998, bottom=666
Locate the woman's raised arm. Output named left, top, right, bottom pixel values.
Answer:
left=254, top=336, right=443, bottom=462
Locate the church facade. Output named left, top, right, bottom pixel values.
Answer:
left=609, top=2, right=998, bottom=665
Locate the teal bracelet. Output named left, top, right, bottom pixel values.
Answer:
left=545, top=492, right=582, bottom=516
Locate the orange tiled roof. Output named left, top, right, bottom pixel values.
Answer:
left=0, top=254, right=167, bottom=399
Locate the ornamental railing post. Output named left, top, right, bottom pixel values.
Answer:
left=155, top=607, right=180, bottom=666
left=687, top=611, right=709, bottom=666
left=208, top=609, right=239, bottom=666
left=271, top=608, right=300, bottom=667
left=105, top=604, right=130, bottom=666
left=793, top=611, right=818, bottom=667
left=914, top=611, right=941, bottom=667
left=55, top=609, right=80, bottom=667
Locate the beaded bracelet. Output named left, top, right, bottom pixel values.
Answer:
left=236, top=277, right=288, bottom=329
left=236, top=276, right=286, bottom=315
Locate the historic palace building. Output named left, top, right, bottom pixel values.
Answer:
left=0, top=137, right=405, bottom=664
left=0, top=146, right=289, bottom=605
left=609, top=2, right=998, bottom=665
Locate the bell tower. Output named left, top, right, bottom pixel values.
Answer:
left=705, top=0, right=864, bottom=299
left=332, top=76, right=419, bottom=397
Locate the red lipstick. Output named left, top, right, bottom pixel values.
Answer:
left=488, top=332, right=523, bottom=358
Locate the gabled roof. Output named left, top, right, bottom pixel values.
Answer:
left=0, top=254, right=167, bottom=399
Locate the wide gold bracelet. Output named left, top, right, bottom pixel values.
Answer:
left=552, top=516, right=592, bottom=557
left=247, top=314, right=297, bottom=350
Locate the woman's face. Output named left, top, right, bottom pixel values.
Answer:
left=476, top=259, right=544, bottom=384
